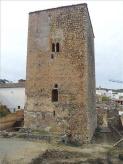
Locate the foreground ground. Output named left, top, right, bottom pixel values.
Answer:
left=0, top=133, right=123, bottom=164
left=0, top=138, right=48, bottom=164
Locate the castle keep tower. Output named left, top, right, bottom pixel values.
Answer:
left=25, top=3, right=97, bottom=143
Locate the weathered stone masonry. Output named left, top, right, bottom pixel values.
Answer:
left=25, top=3, right=97, bottom=143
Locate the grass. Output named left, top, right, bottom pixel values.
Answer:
left=31, top=129, right=50, bottom=136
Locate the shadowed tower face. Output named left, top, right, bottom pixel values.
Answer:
left=25, top=3, right=97, bottom=144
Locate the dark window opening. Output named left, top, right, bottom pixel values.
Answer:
left=52, top=43, right=55, bottom=52
left=18, top=106, right=20, bottom=109
left=51, top=54, right=54, bottom=59
left=52, top=89, right=58, bottom=102
left=54, top=84, right=58, bottom=88
left=53, top=111, right=55, bottom=117
left=56, top=43, right=60, bottom=52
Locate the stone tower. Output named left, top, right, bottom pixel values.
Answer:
left=25, top=3, right=97, bottom=144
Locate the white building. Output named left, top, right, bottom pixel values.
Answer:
left=96, top=88, right=123, bottom=100
left=0, top=82, right=25, bottom=112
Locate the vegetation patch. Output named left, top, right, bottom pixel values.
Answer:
left=102, top=96, right=110, bottom=102
left=30, top=149, right=88, bottom=164
left=0, top=105, right=10, bottom=118
left=31, top=129, right=50, bottom=136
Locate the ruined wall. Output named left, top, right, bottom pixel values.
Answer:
left=25, top=4, right=97, bottom=143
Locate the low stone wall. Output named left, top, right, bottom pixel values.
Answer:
left=108, top=109, right=123, bottom=130
left=96, top=107, right=107, bottom=128
left=24, top=134, right=51, bottom=142
left=96, top=104, right=123, bottom=131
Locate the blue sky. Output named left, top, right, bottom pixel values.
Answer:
left=1, top=0, right=123, bottom=89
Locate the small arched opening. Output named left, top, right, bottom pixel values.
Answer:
left=54, top=84, right=58, bottom=88
left=18, top=106, right=20, bottom=109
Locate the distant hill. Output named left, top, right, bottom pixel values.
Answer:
left=114, top=89, right=123, bottom=93
left=96, top=88, right=123, bottom=93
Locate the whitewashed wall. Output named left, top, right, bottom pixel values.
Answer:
left=96, top=90, right=107, bottom=96
left=0, top=88, right=25, bottom=112
left=96, top=89, right=123, bottom=100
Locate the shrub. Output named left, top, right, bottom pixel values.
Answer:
left=102, top=96, right=110, bottom=102
left=0, top=105, right=10, bottom=118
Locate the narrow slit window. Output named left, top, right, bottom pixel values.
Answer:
left=56, top=43, right=60, bottom=52
left=53, top=111, right=55, bottom=117
left=52, top=43, right=55, bottom=52
left=52, top=89, right=58, bottom=102
left=51, top=54, right=54, bottom=59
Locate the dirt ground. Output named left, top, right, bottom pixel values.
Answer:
left=0, top=138, right=50, bottom=164
left=0, top=136, right=123, bottom=164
